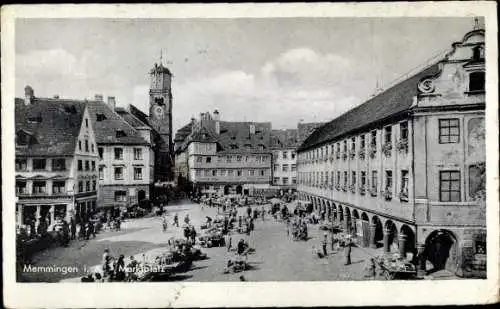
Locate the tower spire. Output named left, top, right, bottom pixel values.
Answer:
left=160, top=48, right=163, bottom=66
left=473, top=17, right=479, bottom=30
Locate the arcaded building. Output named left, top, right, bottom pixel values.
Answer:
left=297, top=27, right=485, bottom=277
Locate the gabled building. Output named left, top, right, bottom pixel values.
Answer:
left=174, top=111, right=273, bottom=196
left=15, top=86, right=99, bottom=233
left=296, top=27, right=486, bottom=277
left=86, top=97, right=153, bottom=216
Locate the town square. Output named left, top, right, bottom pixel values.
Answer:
left=11, top=14, right=487, bottom=284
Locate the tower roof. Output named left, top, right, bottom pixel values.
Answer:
left=150, top=62, right=172, bottom=75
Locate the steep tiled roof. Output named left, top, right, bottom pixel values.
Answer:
left=174, top=119, right=273, bottom=154
left=217, top=121, right=272, bottom=154
left=15, top=97, right=86, bottom=156
left=299, top=62, right=441, bottom=151
left=174, top=122, right=193, bottom=142
left=270, top=129, right=299, bottom=149
left=86, top=101, right=150, bottom=145
left=115, top=107, right=149, bottom=128
left=297, top=122, right=324, bottom=144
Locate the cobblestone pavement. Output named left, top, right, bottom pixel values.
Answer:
left=19, top=200, right=381, bottom=282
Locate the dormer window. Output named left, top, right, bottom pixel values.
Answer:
left=230, top=144, right=238, bottom=150
left=16, top=133, right=28, bottom=146
left=16, top=130, right=33, bottom=147
left=116, top=130, right=127, bottom=138
left=258, top=144, right=265, bottom=150
left=469, top=71, right=485, bottom=92
left=96, top=113, right=107, bottom=121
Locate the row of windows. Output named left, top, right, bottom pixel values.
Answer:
left=299, top=170, right=410, bottom=201
left=16, top=180, right=68, bottom=195
left=98, top=166, right=143, bottom=180
left=77, top=160, right=97, bottom=172
left=15, top=180, right=97, bottom=195
left=78, top=180, right=98, bottom=193
left=278, top=151, right=296, bottom=160
left=99, top=147, right=143, bottom=160
left=15, top=158, right=67, bottom=171
left=300, top=121, right=409, bottom=163
left=195, top=155, right=270, bottom=164
left=299, top=170, right=462, bottom=202
left=78, top=138, right=96, bottom=154
left=194, top=169, right=268, bottom=177
left=273, top=177, right=297, bottom=185
left=273, top=164, right=297, bottom=172
left=299, top=118, right=463, bottom=164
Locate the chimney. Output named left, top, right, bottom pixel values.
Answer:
left=24, top=85, right=34, bottom=105
left=94, top=94, right=103, bottom=101
left=107, top=96, right=116, bottom=110
left=249, top=124, right=256, bottom=135
left=213, top=109, right=220, bottom=134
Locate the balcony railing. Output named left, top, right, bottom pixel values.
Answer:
left=358, top=149, right=365, bottom=160
left=335, top=184, right=341, bottom=191
left=349, top=149, right=356, bottom=159
left=342, top=152, right=348, bottom=160
left=359, top=185, right=366, bottom=195
left=349, top=184, right=356, bottom=193
left=396, top=138, right=409, bottom=154
left=399, top=190, right=409, bottom=202
left=369, top=145, right=377, bottom=159
left=369, top=187, right=378, bottom=196
left=383, top=188, right=393, bottom=200
left=382, top=142, right=393, bottom=157
left=342, top=185, right=347, bottom=192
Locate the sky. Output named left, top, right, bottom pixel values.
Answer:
left=15, top=18, right=479, bottom=133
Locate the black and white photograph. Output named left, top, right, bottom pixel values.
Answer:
left=2, top=2, right=498, bottom=308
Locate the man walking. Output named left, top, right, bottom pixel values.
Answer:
left=344, top=235, right=352, bottom=265
left=322, top=233, right=328, bottom=257
left=173, top=214, right=179, bottom=227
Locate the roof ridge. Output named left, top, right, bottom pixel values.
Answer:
left=101, top=101, right=149, bottom=143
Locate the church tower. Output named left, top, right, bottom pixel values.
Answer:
left=149, top=61, right=173, bottom=181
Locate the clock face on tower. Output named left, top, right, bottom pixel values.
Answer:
left=154, top=106, right=164, bottom=119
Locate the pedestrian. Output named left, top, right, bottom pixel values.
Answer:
left=173, top=214, right=179, bottom=227
left=102, top=249, right=111, bottom=280
left=115, top=254, right=126, bottom=282
left=190, top=226, right=197, bottom=244
left=322, top=233, right=328, bottom=257
left=89, top=220, right=96, bottom=239
left=344, top=236, right=352, bottom=265
left=246, top=206, right=251, bottom=218
left=162, top=216, right=168, bottom=232
left=364, top=258, right=377, bottom=279
left=261, top=207, right=265, bottom=221
left=70, top=217, right=76, bottom=240
left=227, top=235, right=232, bottom=252
left=184, top=214, right=190, bottom=225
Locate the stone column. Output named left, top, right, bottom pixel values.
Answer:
left=399, top=233, right=407, bottom=258
left=383, top=228, right=391, bottom=253
left=344, top=217, right=350, bottom=234
left=370, top=223, right=377, bottom=249
left=35, top=205, right=41, bottom=232
left=49, top=205, right=55, bottom=226
left=416, top=243, right=426, bottom=278
left=17, top=204, right=23, bottom=226
left=351, top=218, right=357, bottom=236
